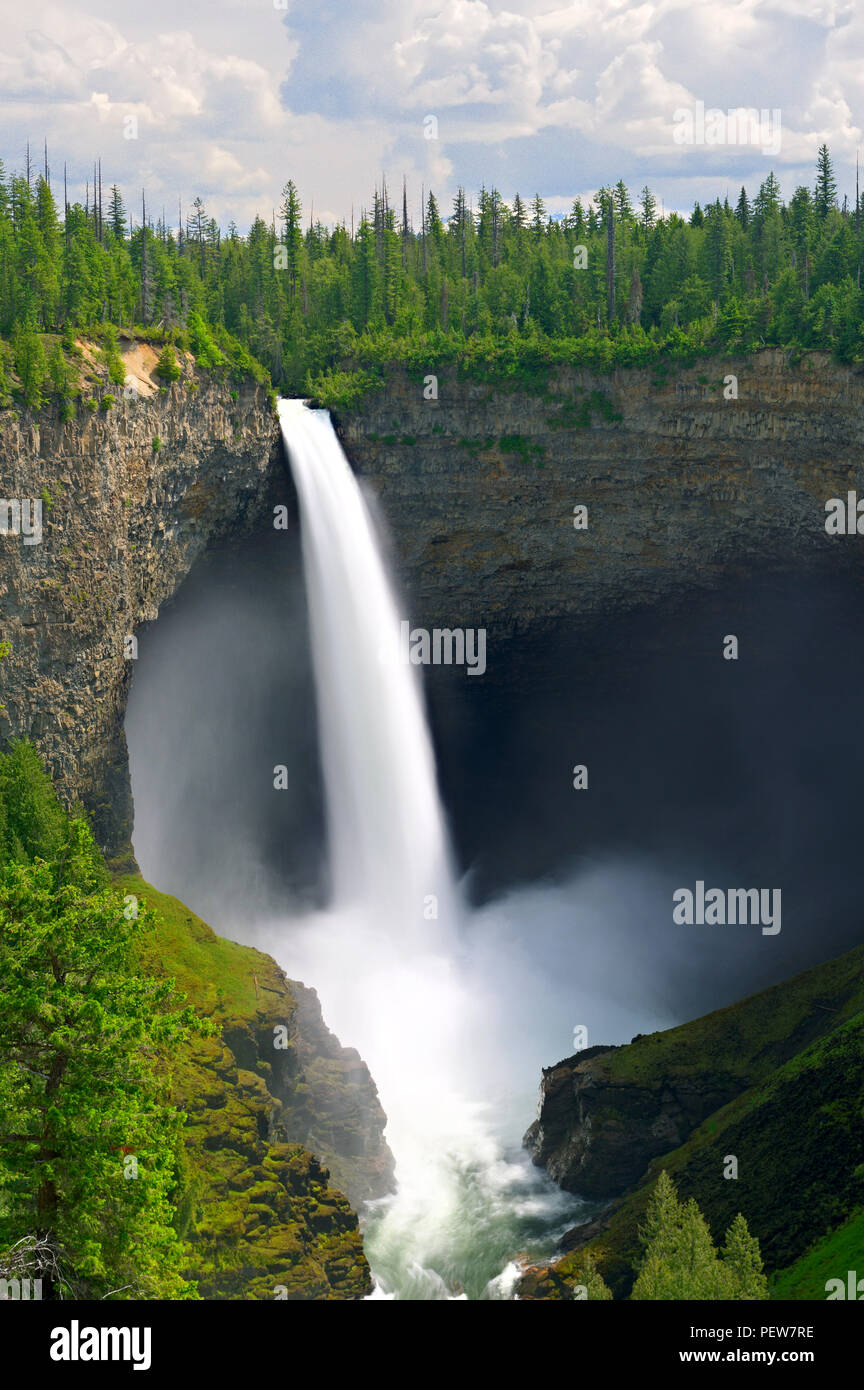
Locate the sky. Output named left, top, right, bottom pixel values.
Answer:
left=0, top=0, right=862, bottom=231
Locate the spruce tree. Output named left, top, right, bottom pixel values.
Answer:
left=814, top=144, right=837, bottom=219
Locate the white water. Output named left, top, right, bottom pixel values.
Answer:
left=277, top=398, right=587, bottom=1298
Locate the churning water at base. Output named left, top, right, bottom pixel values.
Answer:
left=277, top=398, right=589, bottom=1298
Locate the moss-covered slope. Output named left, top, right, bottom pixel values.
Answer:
left=520, top=944, right=864, bottom=1300
left=121, top=875, right=393, bottom=1299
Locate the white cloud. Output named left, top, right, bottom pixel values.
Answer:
left=0, top=0, right=861, bottom=228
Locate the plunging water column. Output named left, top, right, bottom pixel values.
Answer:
left=277, top=399, right=457, bottom=940
left=278, top=399, right=581, bottom=1298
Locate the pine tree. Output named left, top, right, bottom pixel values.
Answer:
left=630, top=1172, right=769, bottom=1301
left=638, top=186, right=657, bottom=230
left=814, top=144, right=837, bottom=219
left=606, top=192, right=615, bottom=323
left=531, top=193, right=547, bottom=234
left=753, top=171, right=782, bottom=222
left=568, top=198, right=585, bottom=238
left=12, top=323, right=45, bottom=408
left=632, top=1174, right=726, bottom=1300
left=107, top=185, right=126, bottom=241
left=451, top=187, right=469, bottom=277
left=425, top=191, right=444, bottom=252
left=722, top=1212, right=769, bottom=1300
left=570, top=1250, right=613, bottom=1301
left=614, top=179, right=634, bottom=222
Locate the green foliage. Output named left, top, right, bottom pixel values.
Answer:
left=0, top=349, right=12, bottom=408
left=770, top=1207, right=864, bottom=1300
left=46, top=340, right=73, bottom=399
left=571, top=1250, right=613, bottom=1300
left=99, top=393, right=116, bottom=411
left=0, top=743, right=69, bottom=867
left=306, top=366, right=383, bottom=410
left=154, top=344, right=181, bottom=382
left=631, top=1172, right=768, bottom=1300
left=12, top=325, right=45, bottom=408
left=2, top=147, right=864, bottom=405
left=152, top=435, right=162, bottom=452
left=0, top=745, right=206, bottom=1298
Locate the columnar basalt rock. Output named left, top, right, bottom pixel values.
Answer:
left=0, top=375, right=280, bottom=858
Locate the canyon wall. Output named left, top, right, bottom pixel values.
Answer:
left=338, top=349, right=863, bottom=650
left=0, top=373, right=279, bottom=858
left=4, top=348, right=863, bottom=854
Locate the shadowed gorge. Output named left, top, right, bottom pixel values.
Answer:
left=5, top=359, right=864, bottom=1304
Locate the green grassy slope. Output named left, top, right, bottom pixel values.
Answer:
left=120, top=875, right=372, bottom=1300
left=770, top=1208, right=864, bottom=1300
left=520, top=944, right=864, bottom=1301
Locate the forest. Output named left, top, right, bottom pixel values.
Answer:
left=0, top=143, right=862, bottom=408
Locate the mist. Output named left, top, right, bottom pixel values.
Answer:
left=124, top=416, right=864, bottom=1296
left=127, top=518, right=864, bottom=1043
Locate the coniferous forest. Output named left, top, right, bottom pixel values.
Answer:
left=0, top=144, right=862, bottom=410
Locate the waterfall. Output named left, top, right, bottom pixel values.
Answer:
left=277, top=399, right=588, bottom=1298
left=276, top=398, right=457, bottom=940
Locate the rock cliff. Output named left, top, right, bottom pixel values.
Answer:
left=0, top=364, right=279, bottom=859
left=4, top=347, right=862, bottom=861
left=337, top=349, right=862, bottom=646
left=518, top=943, right=864, bottom=1298
left=125, top=875, right=394, bottom=1298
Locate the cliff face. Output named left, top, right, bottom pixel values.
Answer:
left=518, top=944, right=864, bottom=1298
left=0, top=370, right=280, bottom=858
left=524, top=941, right=864, bottom=1199
left=337, top=350, right=862, bottom=644
left=125, top=876, right=394, bottom=1298
left=4, top=349, right=861, bottom=862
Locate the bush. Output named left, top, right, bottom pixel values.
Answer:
left=154, top=345, right=181, bottom=383
left=305, top=367, right=383, bottom=410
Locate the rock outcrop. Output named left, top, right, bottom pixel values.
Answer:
left=126, top=875, right=394, bottom=1298
left=519, top=942, right=864, bottom=1298
left=0, top=364, right=279, bottom=858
